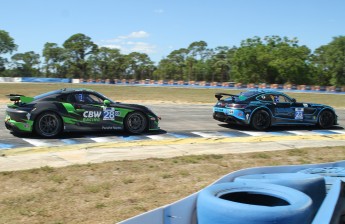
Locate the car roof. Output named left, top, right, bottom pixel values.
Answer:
left=60, top=88, right=96, bottom=94
left=245, top=89, right=286, bottom=95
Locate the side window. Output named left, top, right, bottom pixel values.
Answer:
left=85, top=93, right=103, bottom=104
left=277, top=95, right=291, bottom=103
left=259, top=94, right=273, bottom=102
left=67, top=93, right=83, bottom=103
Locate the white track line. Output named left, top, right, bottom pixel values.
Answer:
left=191, top=131, right=226, bottom=138
left=22, top=138, right=52, bottom=147
left=238, top=131, right=270, bottom=137
left=89, top=137, right=117, bottom=143
left=330, top=130, right=345, bottom=134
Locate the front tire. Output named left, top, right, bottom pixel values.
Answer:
left=124, top=112, right=147, bottom=134
left=251, top=110, right=271, bottom=131
left=34, top=112, right=62, bottom=137
left=318, top=110, right=335, bottom=129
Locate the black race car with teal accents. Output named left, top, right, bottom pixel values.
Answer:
left=213, top=90, right=338, bottom=131
left=5, top=88, right=160, bottom=137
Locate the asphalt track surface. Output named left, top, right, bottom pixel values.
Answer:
left=0, top=103, right=344, bottom=171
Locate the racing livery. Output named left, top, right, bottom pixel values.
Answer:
left=213, top=90, right=338, bottom=131
left=5, top=88, right=160, bottom=137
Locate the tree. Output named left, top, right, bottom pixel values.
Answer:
left=156, top=48, right=189, bottom=80
left=231, top=36, right=312, bottom=84
left=63, top=33, right=98, bottom=79
left=88, top=47, right=126, bottom=80
left=312, top=36, right=345, bottom=86
left=0, top=30, right=17, bottom=72
left=125, top=52, right=155, bottom=80
left=42, top=42, right=67, bottom=77
left=11, top=51, right=41, bottom=77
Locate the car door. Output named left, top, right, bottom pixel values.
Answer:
left=67, top=92, right=108, bottom=130
left=273, top=94, right=305, bottom=122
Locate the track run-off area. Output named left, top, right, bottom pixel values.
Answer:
left=0, top=103, right=345, bottom=171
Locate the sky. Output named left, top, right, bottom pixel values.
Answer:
left=1, top=0, right=345, bottom=63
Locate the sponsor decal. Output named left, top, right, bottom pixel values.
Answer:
left=26, top=113, right=31, bottom=120
left=295, top=108, right=304, bottom=120
left=226, top=109, right=234, bottom=115
left=102, top=126, right=121, bottom=130
left=83, top=111, right=102, bottom=122
left=83, top=111, right=102, bottom=118
left=303, top=103, right=309, bottom=107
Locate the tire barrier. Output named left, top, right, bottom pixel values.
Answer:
left=234, top=173, right=326, bottom=215
left=197, top=182, right=313, bottom=224
left=1, top=77, right=344, bottom=93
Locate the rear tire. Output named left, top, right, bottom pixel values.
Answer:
left=34, top=112, right=62, bottom=138
left=124, top=112, right=147, bottom=134
left=251, top=110, right=271, bottom=131
left=318, top=110, right=335, bottom=129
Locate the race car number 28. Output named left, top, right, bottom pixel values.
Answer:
left=103, top=108, right=120, bottom=120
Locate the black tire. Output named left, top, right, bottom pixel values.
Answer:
left=251, top=110, right=271, bottom=131
left=318, top=110, right=335, bottom=129
left=34, top=112, right=62, bottom=137
left=124, top=111, right=147, bottom=134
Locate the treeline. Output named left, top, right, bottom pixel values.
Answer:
left=0, top=30, right=344, bottom=86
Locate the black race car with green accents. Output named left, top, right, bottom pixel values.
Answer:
left=5, top=88, right=161, bottom=137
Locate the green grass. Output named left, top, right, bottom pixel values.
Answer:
left=0, top=83, right=344, bottom=107
left=0, top=146, right=345, bottom=223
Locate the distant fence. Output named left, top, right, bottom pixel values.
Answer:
left=1, top=77, right=344, bottom=93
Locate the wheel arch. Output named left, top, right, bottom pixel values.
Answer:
left=248, top=106, right=273, bottom=125
left=32, top=109, right=64, bottom=135
left=124, top=110, right=149, bottom=133
left=317, top=107, right=336, bottom=120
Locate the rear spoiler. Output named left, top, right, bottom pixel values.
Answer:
left=215, top=93, right=237, bottom=101
left=6, top=94, right=34, bottom=103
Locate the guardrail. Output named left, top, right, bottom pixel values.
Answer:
left=1, top=77, right=344, bottom=93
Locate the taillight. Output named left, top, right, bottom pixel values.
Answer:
left=226, top=104, right=247, bottom=109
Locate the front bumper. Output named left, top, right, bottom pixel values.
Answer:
left=148, top=115, right=161, bottom=131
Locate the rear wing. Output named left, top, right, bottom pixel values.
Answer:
left=215, top=93, right=237, bottom=101
left=6, top=94, right=34, bottom=103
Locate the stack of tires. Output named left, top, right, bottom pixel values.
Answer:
left=197, top=173, right=325, bottom=224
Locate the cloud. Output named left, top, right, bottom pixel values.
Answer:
left=154, top=9, right=164, bottom=14
left=119, top=31, right=149, bottom=39
left=99, top=31, right=156, bottom=54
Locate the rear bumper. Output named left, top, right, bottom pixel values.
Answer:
left=213, top=112, right=247, bottom=125
left=5, top=119, right=32, bottom=133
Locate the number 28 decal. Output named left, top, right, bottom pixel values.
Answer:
left=103, top=108, right=120, bottom=120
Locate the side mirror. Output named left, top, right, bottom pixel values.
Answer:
left=104, top=99, right=111, bottom=106
left=291, top=98, right=296, bottom=103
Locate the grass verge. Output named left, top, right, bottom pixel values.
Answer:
left=0, top=83, right=344, bottom=107
left=0, top=146, right=345, bottom=223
